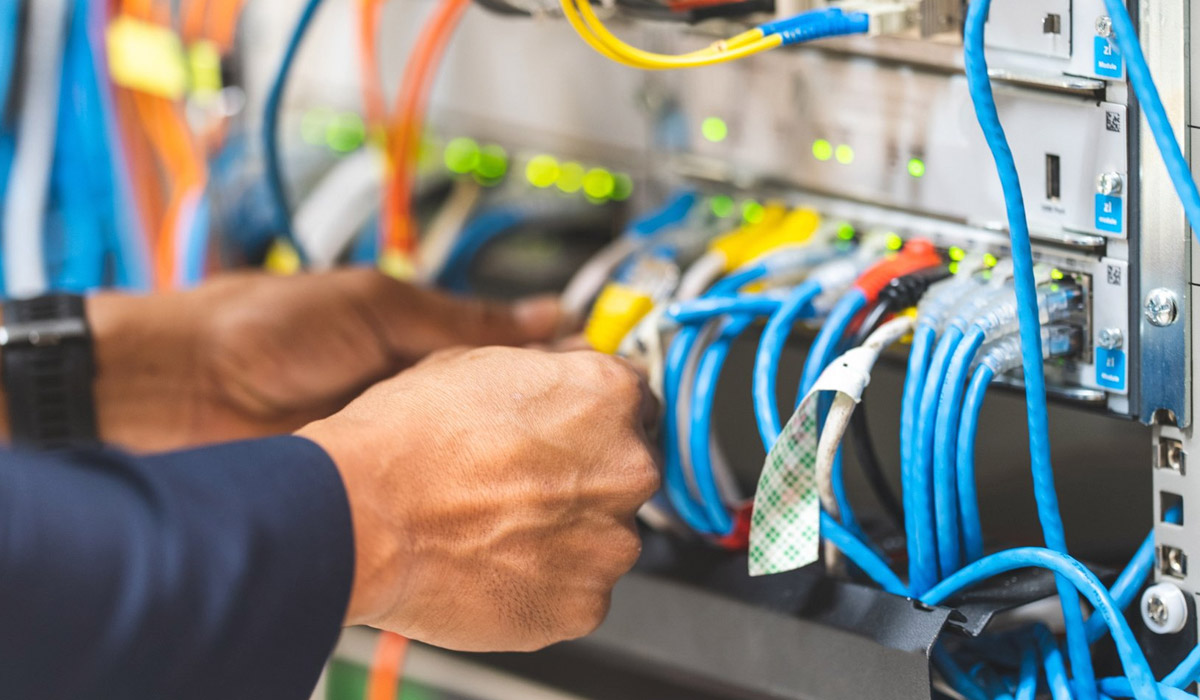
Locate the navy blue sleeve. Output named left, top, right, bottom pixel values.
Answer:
left=0, top=435, right=355, bottom=700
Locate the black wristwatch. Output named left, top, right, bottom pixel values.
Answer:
left=0, top=295, right=98, bottom=449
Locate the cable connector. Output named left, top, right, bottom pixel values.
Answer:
left=760, top=7, right=871, bottom=46
left=967, top=283, right=1084, bottom=341
left=853, top=238, right=943, bottom=303
left=877, top=264, right=953, bottom=310
left=834, top=1, right=918, bottom=35
left=978, top=325, right=1082, bottom=375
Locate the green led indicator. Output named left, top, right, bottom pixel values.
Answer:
left=326, top=113, right=366, bottom=153
left=907, top=158, right=927, bottom=178
left=742, top=200, right=765, bottom=224
left=475, top=144, right=508, bottom=183
left=583, top=169, right=616, bottom=201
left=836, top=222, right=856, bottom=241
left=948, top=262, right=960, bottom=275
left=702, top=117, right=729, bottom=143
left=812, top=139, right=833, bottom=162
left=1051, top=268, right=1065, bottom=280
left=885, top=233, right=904, bottom=251
left=612, top=173, right=634, bottom=201
left=711, top=195, right=735, bottom=219
left=557, top=162, right=586, bottom=193
left=835, top=144, right=855, bottom=165
left=525, top=155, right=560, bottom=188
left=983, top=253, right=999, bottom=268
left=443, top=137, right=481, bottom=174
left=949, top=246, right=966, bottom=262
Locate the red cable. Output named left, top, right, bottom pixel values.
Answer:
left=366, top=631, right=409, bottom=700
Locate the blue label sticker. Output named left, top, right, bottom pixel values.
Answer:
left=1096, top=346, right=1126, bottom=392
left=1096, top=194, right=1123, bottom=233
left=1095, top=36, right=1123, bottom=78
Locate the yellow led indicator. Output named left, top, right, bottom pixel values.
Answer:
left=812, top=139, right=833, bottom=162
left=949, top=246, right=966, bottom=262
left=443, top=137, right=480, bottom=174
left=475, top=144, right=508, bottom=182
left=835, top=145, right=855, bottom=165
left=836, top=222, right=856, bottom=241
left=885, top=233, right=904, bottom=251
left=612, top=173, right=634, bottom=201
left=907, top=158, right=926, bottom=178
left=711, top=195, right=735, bottom=218
left=583, top=169, right=616, bottom=200
left=525, top=155, right=560, bottom=188
left=742, top=200, right=765, bottom=224
left=983, top=253, right=998, bottom=268
left=702, top=117, right=729, bottom=143
left=1051, top=268, right=1065, bottom=280
left=557, top=162, right=586, bottom=193
left=949, top=262, right=960, bottom=275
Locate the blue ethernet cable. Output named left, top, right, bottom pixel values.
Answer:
left=1165, top=646, right=1200, bottom=689
left=1099, top=680, right=1198, bottom=700
left=932, top=646, right=991, bottom=700
left=752, top=280, right=822, bottom=442
left=664, top=264, right=769, bottom=533
left=0, top=0, right=18, bottom=117
left=689, top=314, right=755, bottom=534
left=932, top=325, right=987, bottom=574
left=1100, top=0, right=1200, bottom=240
left=628, top=190, right=698, bottom=239
left=964, top=3, right=1096, bottom=696
left=922, top=547, right=1161, bottom=700
left=435, top=208, right=528, bottom=290
left=911, top=325, right=962, bottom=583
left=820, top=510, right=907, bottom=595
left=957, top=362, right=994, bottom=565
left=669, top=295, right=784, bottom=324
left=1034, top=625, right=1075, bottom=700
left=262, top=0, right=327, bottom=263
left=1016, top=642, right=1040, bottom=700
left=752, top=279, right=822, bottom=449
left=902, top=323, right=939, bottom=594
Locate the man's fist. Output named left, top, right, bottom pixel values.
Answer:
left=300, top=347, right=661, bottom=651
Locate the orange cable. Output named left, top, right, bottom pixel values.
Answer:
left=366, top=632, right=409, bottom=700
left=381, top=0, right=471, bottom=257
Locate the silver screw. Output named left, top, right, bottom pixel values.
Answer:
left=1146, top=594, right=1169, bottom=625
left=1098, top=172, right=1125, bottom=196
left=1096, top=15, right=1114, bottom=37
left=1098, top=328, right=1124, bottom=350
left=1145, top=289, right=1180, bottom=327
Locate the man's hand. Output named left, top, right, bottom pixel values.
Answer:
left=75, top=269, right=562, bottom=451
left=299, top=347, right=660, bottom=652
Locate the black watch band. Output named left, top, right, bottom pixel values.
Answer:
left=1, top=295, right=98, bottom=449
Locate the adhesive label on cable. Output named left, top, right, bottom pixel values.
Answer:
left=1094, top=35, right=1123, bottom=79
left=107, top=16, right=188, bottom=99
left=749, top=389, right=822, bottom=577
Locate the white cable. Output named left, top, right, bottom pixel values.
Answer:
left=4, top=0, right=71, bottom=298
left=675, top=251, right=726, bottom=301
left=293, top=148, right=384, bottom=270
left=418, top=179, right=483, bottom=282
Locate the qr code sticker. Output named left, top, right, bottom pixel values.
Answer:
left=1106, top=112, right=1122, bottom=133
left=1107, top=265, right=1123, bottom=286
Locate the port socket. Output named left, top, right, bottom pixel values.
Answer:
left=1160, top=545, right=1189, bottom=580
left=1046, top=154, right=1061, bottom=201
left=1157, top=438, right=1186, bottom=474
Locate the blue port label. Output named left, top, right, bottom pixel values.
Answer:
left=1094, top=36, right=1123, bottom=78
left=1096, top=347, right=1126, bottom=392
left=1095, top=194, right=1123, bottom=233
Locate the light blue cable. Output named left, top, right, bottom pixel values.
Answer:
left=932, top=645, right=990, bottom=700
left=964, top=4, right=1095, bottom=695
left=669, top=295, right=784, bottom=324
left=903, top=324, right=938, bottom=593
left=921, top=547, right=1161, bottom=700
left=689, top=315, right=754, bottom=535
left=933, top=326, right=987, bottom=574
left=820, top=510, right=906, bottom=595
left=1099, top=679, right=1198, bottom=700
left=912, top=325, right=962, bottom=586
left=1166, top=647, right=1200, bottom=689
left=752, top=279, right=822, bottom=448
left=957, top=363, right=994, bottom=564
left=1100, top=0, right=1200, bottom=240
left=1016, top=641, right=1040, bottom=700
left=262, top=0, right=325, bottom=263
left=1034, top=624, right=1075, bottom=700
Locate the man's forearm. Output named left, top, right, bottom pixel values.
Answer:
left=0, top=436, right=354, bottom=699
